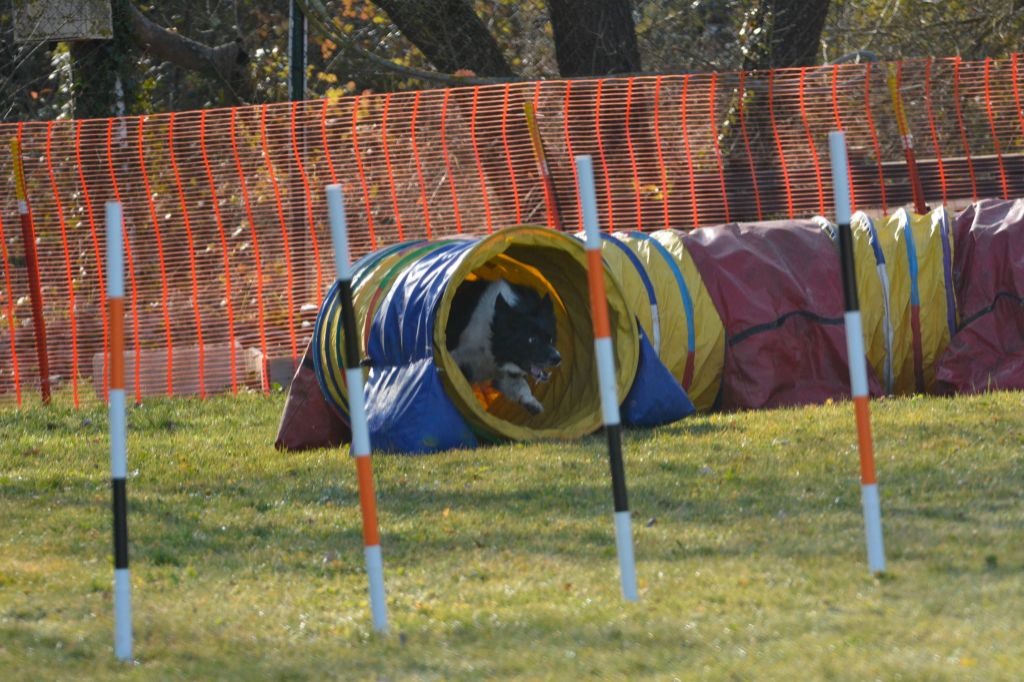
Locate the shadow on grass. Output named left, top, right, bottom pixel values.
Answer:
left=7, top=451, right=1018, bottom=577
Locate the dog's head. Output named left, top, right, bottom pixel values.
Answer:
left=491, top=285, right=561, bottom=381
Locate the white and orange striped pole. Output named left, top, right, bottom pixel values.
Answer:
left=575, top=155, right=639, bottom=602
left=106, top=201, right=133, bottom=660
left=325, top=183, right=389, bottom=632
left=828, top=132, right=886, bottom=575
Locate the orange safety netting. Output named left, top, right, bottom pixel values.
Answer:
left=1, top=56, right=1023, bottom=405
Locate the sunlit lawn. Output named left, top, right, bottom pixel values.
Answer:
left=1, top=389, right=1021, bottom=680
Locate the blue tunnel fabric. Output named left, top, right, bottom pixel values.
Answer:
left=628, top=231, right=697, bottom=363
left=601, top=234, right=659, bottom=312
left=594, top=234, right=695, bottom=426
left=621, top=327, right=696, bottom=426
left=364, top=241, right=480, bottom=453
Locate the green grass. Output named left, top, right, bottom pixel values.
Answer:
left=1, top=389, right=1022, bottom=680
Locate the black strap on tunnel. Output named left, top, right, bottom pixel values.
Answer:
left=339, top=279, right=361, bottom=370
left=729, top=310, right=845, bottom=346
left=837, top=222, right=860, bottom=312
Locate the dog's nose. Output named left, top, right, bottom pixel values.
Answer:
left=551, top=349, right=561, bottom=367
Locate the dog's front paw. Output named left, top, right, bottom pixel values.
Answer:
left=522, top=397, right=544, bottom=415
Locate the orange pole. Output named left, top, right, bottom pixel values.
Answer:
left=11, top=135, right=51, bottom=404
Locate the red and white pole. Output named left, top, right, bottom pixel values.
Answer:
left=887, top=64, right=927, bottom=214
left=106, top=201, right=133, bottom=659
left=11, top=137, right=51, bottom=404
left=325, top=183, right=389, bottom=632
left=828, top=132, right=886, bottom=575
left=524, top=101, right=565, bottom=231
left=575, top=155, right=639, bottom=602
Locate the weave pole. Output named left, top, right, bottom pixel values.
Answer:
left=575, top=155, right=639, bottom=602
left=106, top=201, right=133, bottom=660
left=886, top=65, right=927, bottom=214
left=11, top=137, right=51, bottom=404
left=324, top=183, right=389, bottom=633
left=524, top=101, right=566, bottom=231
left=827, top=132, right=887, bottom=575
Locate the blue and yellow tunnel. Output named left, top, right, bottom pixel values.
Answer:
left=312, top=226, right=695, bottom=453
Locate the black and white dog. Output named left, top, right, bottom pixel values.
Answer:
left=446, top=279, right=561, bottom=415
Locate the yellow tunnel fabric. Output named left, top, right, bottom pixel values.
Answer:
left=433, top=227, right=639, bottom=442
left=820, top=209, right=957, bottom=396
left=842, top=213, right=894, bottom=392
left=596, top=236, right=656, bottom=349
left=647, top=230, right=726, bottom=412
left=872, top=208, right=957, bottom=394
left=904, top=207, right=957, bottom=392
left=817, top=213, right=892, bottom=391
left=610, top=234, right=691, bottom=387
left=595, top=229, right=724, bottom=411
left=871, top=215, right=912, bottom=394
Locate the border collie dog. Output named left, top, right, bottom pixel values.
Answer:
left=446, top=279, right=561, bottom=415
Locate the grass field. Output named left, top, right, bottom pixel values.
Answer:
left=1, top=389, right=1022, bottom=680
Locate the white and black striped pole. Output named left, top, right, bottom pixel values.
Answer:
left=575, top=155, right=639, bottom=602
left=325, top=184, right=389, bottom=632
left=106, top=201, right=133, bottom=660
left=827, top=132, right=887, bottom=575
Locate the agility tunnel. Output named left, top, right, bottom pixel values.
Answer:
left=616, top=209, right=954, bottom=413
left=935, top=199, right=1024, bottom=393
left=304, top=226, right=694, bottom=454
left=590, top=231, right=726, bottom=412
left=274, top=205, right=986, bottom=454
left=845, top=207, right=958, bottom=395
left=679, top=219, right=886, bottom=411
left=584, top=213, right=952, bottom=413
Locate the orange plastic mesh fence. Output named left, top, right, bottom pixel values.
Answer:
left=1, top=56, right=1022, bottom=405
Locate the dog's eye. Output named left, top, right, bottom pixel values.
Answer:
left=527, top=336, right=537, bottom=344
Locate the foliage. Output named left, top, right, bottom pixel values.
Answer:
left=3, top=0, right=1024, bottom=123
left=825, top=0, right=1024, bottom=64
left=1, top=389, right=1022, bottom=679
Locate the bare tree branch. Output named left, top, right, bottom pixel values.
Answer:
left=126, top=1, right=248, bottom=83
left=297, top=0, right=515, bottom=86
left=370, top=0, right=514, bottom=77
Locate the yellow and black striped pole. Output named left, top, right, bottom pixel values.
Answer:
left=575, top=155, right=639, bottom=602
left=106, top=201, right=133, bottom=659
left=828, top=132, right=886, bottom=575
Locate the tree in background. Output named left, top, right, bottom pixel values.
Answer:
left=2, top=0, right=1023, bottom=121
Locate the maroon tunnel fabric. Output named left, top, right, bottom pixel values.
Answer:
left=274, top=341, right=350, bottom=451
left=682, top=220, right=883, bottom=410
left=935, top=199, right=1024, bottom=393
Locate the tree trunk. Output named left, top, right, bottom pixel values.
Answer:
left=371, top=0, right=514, bottom=77
left=64, top=0, right=133, bottom=118
left=742, top=0, right=831, bottom=71
left=545, top=0, right=641, bottom=77
left=68, top=39, right=127, bottom=119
